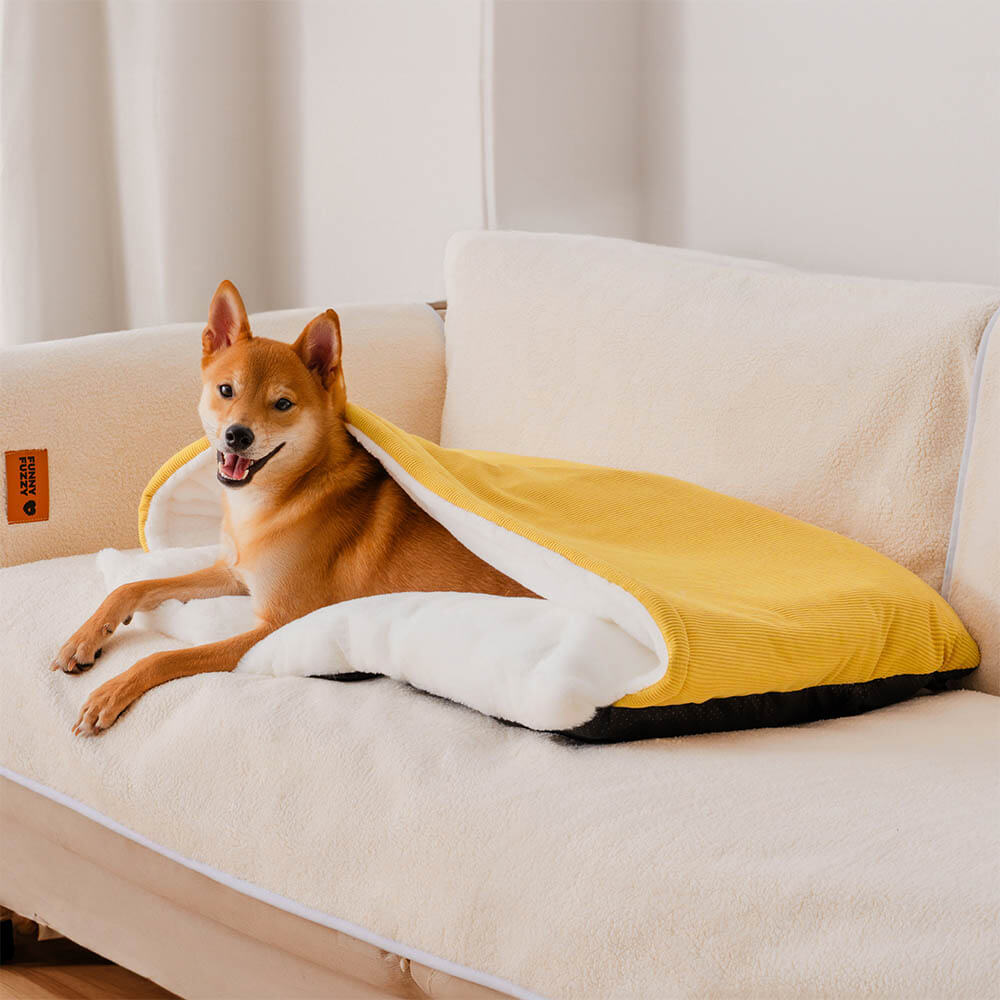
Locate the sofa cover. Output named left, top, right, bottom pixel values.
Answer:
left=2, top=236, right=999, bottom=999
left=2, top=552, right=999, bottom=999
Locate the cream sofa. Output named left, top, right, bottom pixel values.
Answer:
left=1, top=232, right=998, bottom=999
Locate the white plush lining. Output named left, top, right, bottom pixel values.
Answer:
left=143, top=447, right=222, bottom=551
left=125, top=426, right=668, bottom=732
left=0, top=765, right=545, bottom=1000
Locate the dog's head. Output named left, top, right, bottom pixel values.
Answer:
left=199, top=280, right=347, bottom=490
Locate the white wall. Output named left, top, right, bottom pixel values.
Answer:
left=639, top=0, right=1000, bottom=283
left=494, top=0, right=1000, bottom=284
left=294, top=0, right=486, bottom=307
left=491, top=0, right=644, bottom=240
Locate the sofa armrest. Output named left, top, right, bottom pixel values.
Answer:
left=0, top=304, right=444, bottom=568
left=947, top=309, right=1000, bottom=696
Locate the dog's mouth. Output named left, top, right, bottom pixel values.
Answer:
left=217, top=443, right=285, bottom=488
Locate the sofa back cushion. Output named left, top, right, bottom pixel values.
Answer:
left=441, top=231, right=1000, bottom=591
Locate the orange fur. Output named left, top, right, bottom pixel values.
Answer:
left=56, top=281, right=534, bottom=735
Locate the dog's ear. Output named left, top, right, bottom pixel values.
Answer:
left=293, top=310, right=342, bottom=389
left=203, top=280, right=251, bottom=356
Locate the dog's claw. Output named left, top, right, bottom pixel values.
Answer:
left=122, top=616, right=132, bottom=626
left=94, top=648, right=102, bottom=659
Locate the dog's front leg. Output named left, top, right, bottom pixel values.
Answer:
left=52, top=563, right=247, bottom=673
left=73, top=623, right=274, bottom=736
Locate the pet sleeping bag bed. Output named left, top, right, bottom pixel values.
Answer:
left=122, top=403, right=979, bottom=742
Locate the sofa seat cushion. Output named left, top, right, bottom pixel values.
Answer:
left=2, top=553, right=998, bottom=999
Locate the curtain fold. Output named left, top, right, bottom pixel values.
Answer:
left=1, top=0, right=488, bottom=346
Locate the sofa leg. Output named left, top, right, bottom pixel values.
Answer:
left=0, top=917, right=13, bottom=965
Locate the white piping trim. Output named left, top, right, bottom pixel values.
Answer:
left=942, top=305, right=1000, bottom=599
left=0, top=765, right=545, bottom=1000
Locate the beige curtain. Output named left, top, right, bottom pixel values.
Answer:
left=0, top=0, right=489, bottom=346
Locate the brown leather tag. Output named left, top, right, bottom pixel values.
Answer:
left=5, top=449, right=49, bottom=524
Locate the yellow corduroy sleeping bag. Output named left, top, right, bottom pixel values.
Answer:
left=140, top=403, right=979, bottom=742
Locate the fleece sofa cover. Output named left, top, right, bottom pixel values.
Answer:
left=441, top=231, right=1000, bottom=592
left=2, top=551, right=999, bottom=999
left=129, top=404, right=978, bottom=740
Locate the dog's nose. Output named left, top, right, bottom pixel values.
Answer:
left=224, top=424, right=255, bottom=452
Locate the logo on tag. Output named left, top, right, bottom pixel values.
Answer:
left=5, top=450, right=49, bottom=524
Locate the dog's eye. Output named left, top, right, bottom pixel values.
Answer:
left=218, top=384, right=233, bottom=398
left=274, top=397, right=294, bottom=411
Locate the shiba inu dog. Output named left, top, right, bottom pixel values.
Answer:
left=54, top=281, right=534, bottom=735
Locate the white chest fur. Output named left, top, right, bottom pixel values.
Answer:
left=221, top=492, right=274, bottom=612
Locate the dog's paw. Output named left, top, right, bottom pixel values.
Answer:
left=51, top=614, right=131, bottom=674
left=51, top=624, right=105, bottom=673
left=73, top=677, right=132, bottom=736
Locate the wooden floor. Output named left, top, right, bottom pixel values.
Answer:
left=0, top=966, right=176, bottom=1000
left=0, top=922, right=176, bottom=1000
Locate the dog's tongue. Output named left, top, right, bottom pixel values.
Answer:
left=221, top=452, right=251, bottom=480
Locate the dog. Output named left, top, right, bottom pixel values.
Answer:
left=53, top=280, right=535, bottom=735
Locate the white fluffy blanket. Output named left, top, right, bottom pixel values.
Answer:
left=98, top=541, right=659, bottom=733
